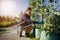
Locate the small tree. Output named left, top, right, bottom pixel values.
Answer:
left=19, top=11, right=23, bottom=21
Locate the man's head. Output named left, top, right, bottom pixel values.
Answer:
left=25, top=7, right=32, bottom=16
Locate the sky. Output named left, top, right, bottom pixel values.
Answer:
left=44, top=0, right=60, bottom=11
left=0, top=0, right=60, bottom=17
left=0, top=0, right=29, bottom=17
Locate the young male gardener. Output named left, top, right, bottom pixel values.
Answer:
left=19, top=7, right=42, bottom=37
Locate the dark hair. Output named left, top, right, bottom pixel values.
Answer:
left=25, top=7, right=32, bottom=13
left=26, top=7, right=32, bottom=11
left=27, top=7, right=31, bottom=10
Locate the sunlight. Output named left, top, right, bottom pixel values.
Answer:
left=0, top=1, right=16, bottom=16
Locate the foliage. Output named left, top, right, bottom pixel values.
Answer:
left=29, top=0, right=50, bottom=29
left=29, top=0, right=59, bottom=33
left=50, top=14, right=60, bottom=32
left=19, top=11, right=23, bottom=21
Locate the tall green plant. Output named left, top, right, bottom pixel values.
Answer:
left=29, top=0, right=57, bottom=32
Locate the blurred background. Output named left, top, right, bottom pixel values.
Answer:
left=0, top=0, right=29, bottom=27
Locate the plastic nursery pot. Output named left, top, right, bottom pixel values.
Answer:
left=40, top=30, right=60, bottom=40
left=35, top=29, right=41, bottom=39
left=40, top=30, right=50, bottom=40
left=49, top=32, right=60, bottom=40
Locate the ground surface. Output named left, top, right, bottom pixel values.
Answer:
left=0, top=25, right=31, bottom=40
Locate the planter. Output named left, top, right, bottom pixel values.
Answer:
left=35, top=29, right=41, bottom=39
left=40, top=30, right=60, bottom=40
left=40, top=30, right=50, bottom=40
left=49, top=32, right=60, bottom=40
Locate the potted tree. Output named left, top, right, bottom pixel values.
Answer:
left=29, top=0, right=60, bottom=40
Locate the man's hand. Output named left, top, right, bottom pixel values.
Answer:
left=37, top=21, right=44, bottom=24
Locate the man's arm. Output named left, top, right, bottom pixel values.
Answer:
left=22, top=14, right=38, bottom=24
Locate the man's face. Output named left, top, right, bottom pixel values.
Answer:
left=27, top=10, right=31, bottom=15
